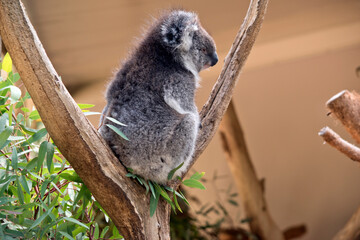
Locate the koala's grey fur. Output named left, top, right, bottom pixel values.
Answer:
left=99, top=10, right=218, bottom=184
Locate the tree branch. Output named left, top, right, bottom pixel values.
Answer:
left=0, top=0, right=268, bottom=238
left=320, top=90, right=360, bottom=239
left=219, top=101, right=285, bottom=240
left=189, top=0, right=269, bottom=167
left=319, top=127, right=360, bottom=162
left=0, top=1, right=149, bottom=239
left=326, top=90, right=360, bottom=144
left=333, top=205, right=360, bottom=240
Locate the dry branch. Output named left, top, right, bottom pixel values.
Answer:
left=320, top=90, right=360, bottom=239
left=0, top=0, right=268, bottom=238
left=333, top=205, right=360, bottom=240
left=327, top=90, right=360, bottom=144
left=219, top=101, right=285, bottom=240
left=191, top=0, right=269, bottom=165
left=319, top=127, right=360, bottom=162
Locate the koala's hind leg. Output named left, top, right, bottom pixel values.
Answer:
left=165, top=113, right=198, bottom=178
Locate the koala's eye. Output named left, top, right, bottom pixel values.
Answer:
left=201, top=48, right=207, bottom=53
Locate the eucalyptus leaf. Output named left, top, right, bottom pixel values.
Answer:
left=2, top=53, right=12, bottom=73
left=11, top=147, right=18, bottom=170
left=62, top=217, right=89, bottom=229
left=182, top=179, right=206, bottom=190
left=28, top=110, right=40, bottom=120
left=23, top=128, right=47, bottom=146
left=189, top=172, right=205, bottom=181
left=106, top=116, right=127, bottom=126
left=149, top=187, right=160, bottom=217
left=0, top=126, right=13, bottom=150
left=19, top=174, right=30, bottom=195
left=167, top=162, right=184, bottom=180
left=106, top=124, right=129, bottom=141
left=77, top=103, right=95, bottom=109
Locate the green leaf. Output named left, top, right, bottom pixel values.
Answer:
left=0, top=126, right=13, bottom=150
left=24, top=128, right=47, bottom=146
left=154, top=183, right=172, bottom=204
left=62, top=217, right=89, bottom=229
left=77, top=103, right=95, bottom=109
left=0, top=113, right=8, bottom=132
left=19, top=124, right=37, bottom=135
left=29, top=110, right=40, bottom=120
left=12, top=72, right=20, bottom=83
left=106, top=116, right=127, bottom=126
left=9, top=86, right=21, bottom=103
left=39, top=219, right=60, bottom=239
left=149, top=187, right=160, bottom=217
left=2, top=53, right=12, bottom=73
left=94, top=223, right=100, bottom=239
left=0, top=197, right=17, bottom=205
left=40, top=179, right=51, bottom=198
left=182, top=179, right=206, bottom=190
left=106, top=124, right=129, bottom=141
left=20, top=107, right=30, bottom=112
left=19, top=174, right=30, bottom=195
left=59, top=231, right=74, bottom=240
left=154, top=183, right=175, bottom=212
left=228, top=199, right=238, bottom=206
left=112, top=227, right=123, bottom=239
left=59, top=172, right=83, bottom=183
left=139, top=178, right=149, bottom=194
left=167, top=162, right=184, bottom=180
left=173, top=191, right=182, bottom=213
left=100, top=226, right=110, bottom=238
left=8, top=104, right=13, bottom=125
left=37, top=141, right=47, bottom=171
left=15, top=177, right=24, bottom=204
left=26, top=157, right=38, bottom=171
left=148, top=181, right=156, bottom=198
left=190, top=172, right=205, bottom=181
left=11, top=147, right=18, bottom=170
left=73, top=184, right=86, bottom=207
left=46, top=142, right=55, bottom=173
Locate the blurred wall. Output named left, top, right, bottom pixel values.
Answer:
left=22, top=0, right=360, bottom=239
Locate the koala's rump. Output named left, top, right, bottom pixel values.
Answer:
left=102, top=93, right=187, bottom=169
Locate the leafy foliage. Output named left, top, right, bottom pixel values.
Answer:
left=0, top=53, right=123, bottom=239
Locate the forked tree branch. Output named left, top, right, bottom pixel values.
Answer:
left=0, top=0, right=268, bottom=238
left=319, top=127, right=360, bottom=162
left=320, top=90, right=360, bottom=239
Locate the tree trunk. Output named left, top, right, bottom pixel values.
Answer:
left=0, top=0, right=268, bottom=238
left=219, top=101, right=285, bottom=240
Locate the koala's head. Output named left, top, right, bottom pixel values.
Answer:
left=159, top=10, right=218, bottom=75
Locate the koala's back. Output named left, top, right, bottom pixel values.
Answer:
left=99, top=10, right=217, bottom=184
left=100, top=42, right=197, bottom=183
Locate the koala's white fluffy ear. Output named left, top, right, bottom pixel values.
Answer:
left=161, top=11, right=198, bottom=50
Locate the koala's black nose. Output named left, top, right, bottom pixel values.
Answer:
left=210, top=52, right=218, bottom=66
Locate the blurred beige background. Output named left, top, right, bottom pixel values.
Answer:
left=22, top=0, right=360, bottom=239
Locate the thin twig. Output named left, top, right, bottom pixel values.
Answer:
left=319, top=127, right=360, bottom=162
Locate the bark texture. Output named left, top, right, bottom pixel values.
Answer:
left=320, top=90, right=360, bottom=239
left=326, top=90, right=360, bottom=144
left=333, top=206, right=360, bottom=240
left=219, top=101, right=285, bottom=240
left=319, top=127, right=360, bottom=162
left=0, top=0, right=268, bottom=238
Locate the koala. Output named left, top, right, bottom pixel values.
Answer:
left=99, top=10, right=218, bottom=185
